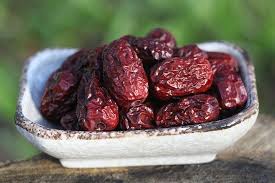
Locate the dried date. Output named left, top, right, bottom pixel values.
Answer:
left=62, top=48, right=104, bottom=72
left=60, top=110, right=79, bottom=130
left=40, top=70, right=78, bottom=122
left=123, top=28, right=176, bottom=61
left=150, top=56, right=213, bottom=100
left=146, top=28, right=177, bottom=48
left=76, top=70, right=119, bottom=131
left=40, top=28, right=250, bottom=131
left=135, top=38, right=173, bottom=61
left=207, top=52, right=238, bottom=74
left=120, top=103, right=155, bottom=130
left=122, top=35, right=173, bottom=65
left=214, top=71, right=248, bottom=109
left=208, top=52, right=247, bottom=110
left=156, top=94, right=220, bottom=127
left=175, top=44, right=207, bottom=59
left=102, top=38, right=149, bottom=109
left=40, top=48, right=104, bottom=122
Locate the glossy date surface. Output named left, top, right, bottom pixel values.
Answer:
left=102, top=38, right=149, bottom=109
left=120, top=103, right=155, bottom=130
left=150, top=56, right=213, bottom=100
left=76, top=71, right=119, bottom=131
left=156, top=94, right=220, bottom=127
left=39, top=28, right=249, bottom=131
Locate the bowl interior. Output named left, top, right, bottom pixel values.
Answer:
left=20, top=42, right=257, bottom=131
left=22, top=49, right=77, bottom=129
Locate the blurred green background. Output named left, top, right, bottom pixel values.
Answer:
left=0, top=0, right=274, bottom=161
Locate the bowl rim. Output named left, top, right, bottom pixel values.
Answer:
left=15, top=41, right=259, bottom=140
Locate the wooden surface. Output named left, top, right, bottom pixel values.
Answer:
left=1, top=114, right=275, bottom=183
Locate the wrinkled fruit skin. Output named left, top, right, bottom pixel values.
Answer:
left=120, top=103, right=155, bottom=130
left=121, top=35, right=172, bottom=70
left=60, top=110, right=79, bottom=130
left=135, top=38, right=173, bottom=61
left=146, top=28, right=177, bottom=49
left=76, top=71, right=119, bottom=131
left=40, top=70, right=78, bottom=122
left=207, top=52, right=238, bottom=74
left=40, top=48, right=104, bottom=122
left=156, top=94, right=220, bottom=127
left=150, top=57, right=213, bottom=100
left=122, top=28, right=176, bottom=62
left=207, top=52, right=248, bottom=110
left=214, top=71, right=248, bottom=110
left=102, top=38, right=149, bottom=109
left=40, top=28, right=249, bottom=131
left=175, top=44, right=207, bottom=59
left=61, top=48, right=102, bottom=73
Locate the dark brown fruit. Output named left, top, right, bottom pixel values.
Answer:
left=60, top=110, right=79, bottom=130
left=150, top=56, right=213, bottom=100
left=120, top=103, right=155, bottom=130
left=40, top=28, right=250, bottom=131
left=122, top=35, right=173, bottom=66
left=76, top=70, right=119, bottom=131
left=208, top=52, right=247, bottom=110
left=40, top=48, right=104, bottom=122
left=156, top=94, right=220, bottom=128
left=207, top=52, right=238, bottom=74
left=122, top=34, right=173, bottom=69
left=146, top=28, right=177, bottom=48
left=135, top=38, right=173, bottom=61
left=175, top=44, right=207, bottom=59
left=40, top=70, right=78, bottom=122
left=62, top=48, right=104, bottom=72
left=102, top=38, right=149, bottom=109
left=214, top=71, right=248, bottom=110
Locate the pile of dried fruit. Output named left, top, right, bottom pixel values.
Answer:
left=40, top=28, right=248, bottom=131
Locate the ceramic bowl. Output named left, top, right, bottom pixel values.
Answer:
left=15, top=42, right=259, bottom=168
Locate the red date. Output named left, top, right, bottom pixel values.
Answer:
left=146, top=28, right=177, bottom=49
left=121, top=34, right=173, bottom=68
left=156, top=94, right=220, bottom=127
left=40, top=28, right=249, bottom=131
left=122, top=28, right=176, bottom=61
left=102, top=38, right=149, bottom=109
left=40, top=48, right=104, bottom=122
left=150, top=57, right=213, bottom=100
left=40, top=70, right=78, bottom=122
left=60, top=110, right=79, bottom=130
left=135, top=38, right=173, bottom=61
left=207, top=52, right=238, bottom=74
left=120, top=103, right=155, bottom=130
left=175, top=44, right=207, bottom=59
left=63, top=47, right=105, bottom=70
left=76, top=70, right=119, bottom=131
left=214, top=71, right=248, bottom=110
left=208, top=52, right=247, bottom=109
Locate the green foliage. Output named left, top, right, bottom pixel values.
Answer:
left=0, top=0, right=274, bottom=160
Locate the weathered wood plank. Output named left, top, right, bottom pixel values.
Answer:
left=0, top=114, right=274, bottom=182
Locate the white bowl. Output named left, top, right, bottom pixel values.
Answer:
left=15, top=42, right=259, bottom=168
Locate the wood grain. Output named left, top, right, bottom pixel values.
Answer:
left=1, top=114, right=274, bottom=183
